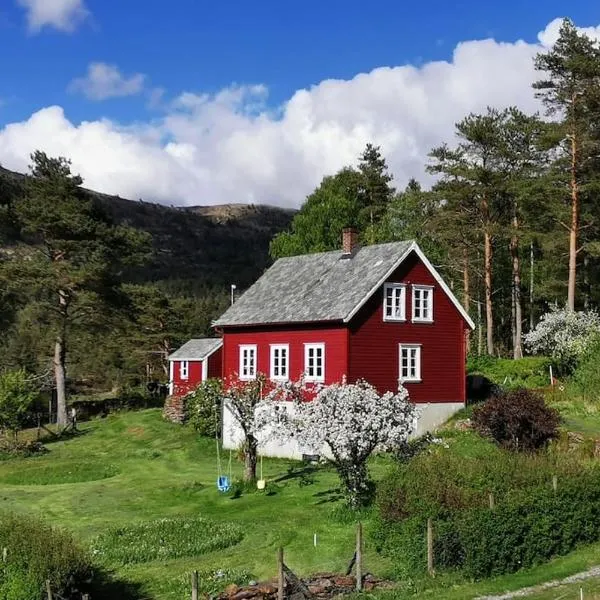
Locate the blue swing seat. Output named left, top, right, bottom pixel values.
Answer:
left=217, top=475, right=231, bottom=492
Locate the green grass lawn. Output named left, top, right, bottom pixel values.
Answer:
left=4, top=404, right=600, bottom=600
left=0, top=409, right=392, bottom=599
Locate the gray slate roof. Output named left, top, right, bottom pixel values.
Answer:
left=213, top=241, right=414, bottom=327
left=168, top=338, right=223, bottom=361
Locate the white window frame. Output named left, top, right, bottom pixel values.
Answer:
left=383, top=283, right=406, bottom=322
left=412, top=285, right=434, bottom=323
left=270, top=344, right=289, bottom=381
left=304, top=343, right=325, bottom=383
left=239, top=344, right=257, bottom=380
left=180, top=360, right=189, bottom=380
left=399, top=344, right=422, bottom=383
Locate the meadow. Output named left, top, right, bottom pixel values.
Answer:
left=2, top=400, right=600, bottom=599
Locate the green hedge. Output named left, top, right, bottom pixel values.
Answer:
left=467, top=356, right=552, bottom=389
left=373, top=453, right=600, bottom=579
left=0, top=512, right=93, bottom=600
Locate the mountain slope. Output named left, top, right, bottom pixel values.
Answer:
left=0, top=165, right=295, bottom=294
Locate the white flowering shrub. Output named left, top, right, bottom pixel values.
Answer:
left=269, top=378, right=416, bottom=508
left=524, top=306, right=600, bottom=371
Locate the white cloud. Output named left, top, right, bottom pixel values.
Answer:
left=0, top=19, right=597, bottom=208
left=17, top=0, right=88, bottom=33
left=69, top=63, right=146, bottom=101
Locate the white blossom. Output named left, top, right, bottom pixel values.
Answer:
left=524, top=305, right=600, bottom=370
left=267, top=378, right=416, bottom=507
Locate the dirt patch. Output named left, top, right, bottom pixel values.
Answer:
left=126, top=427, right=147, bottom=438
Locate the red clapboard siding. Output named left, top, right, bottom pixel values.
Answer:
left=348, top=251, right=467, bottom=403
left=222, top=324, right=349, bottom=384
left=208, top=347, right=223, bottom=379
left=171, top=360, right=203, bottom=396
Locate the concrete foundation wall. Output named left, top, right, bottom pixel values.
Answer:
left=222, top=400, right=464, bottom=460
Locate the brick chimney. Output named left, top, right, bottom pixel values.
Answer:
left=342, top=227, right=359, bottom=256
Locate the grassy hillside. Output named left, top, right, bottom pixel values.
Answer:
left=0, top=410, right=392, bottom=599
left=0, top=165, right=295, bottom=294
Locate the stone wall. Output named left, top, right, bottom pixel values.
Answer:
left=163, top=395, right=187, bottom=424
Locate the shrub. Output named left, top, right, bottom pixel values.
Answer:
left=472, top=389, right=560, bottom=451
left=374, top=453, right=600, bottom=580
left=570, top=334, right=600, bottom=401
left=467, top=356, right=552, bottom=389
left=524, top=306, right=600, bottom=373
left=0, top=512, right=93, bottom=600
left=0, top=369, right=38, bottom=441
left=186, top=378, right=223, bottom=436
left=91, top=516, right=244, bottom=565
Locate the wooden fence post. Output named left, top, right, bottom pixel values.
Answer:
left=2, top=547, right=6, bottom=562
left=191, top=570, right=198, bottom=600
left=45, top=580, right=53, bottom=600
left=427, top=518, right=434, bottom=576
left=552, top=475, right=558, bottom=492
left=356, top=522, right=363, bottom=592
left=488, top=492, right=495, bottom=509
left=277, top=547, right=284, bottom=600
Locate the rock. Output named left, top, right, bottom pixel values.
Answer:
left=332, top=576, right=355, bottom=588
left=223, top=584, right=239, bottom=597
left=230, top=590, right=258, bottom=600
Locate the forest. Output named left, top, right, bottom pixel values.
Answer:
left=271, top=18, right=600, bottom=359
left=0, top=18, right=598, bottom=414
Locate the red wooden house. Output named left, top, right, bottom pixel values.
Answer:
left=213, top=229, right=474, bottom=437
left=168, top=338, right=223, bottom=397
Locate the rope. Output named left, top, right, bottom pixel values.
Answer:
left=228, top=448, right=233, bottom=480
left=214, top=402, right=222, bottom=478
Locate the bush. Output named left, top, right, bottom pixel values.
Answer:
left=0, top=369, right=39, bottom=441
left=70, top=388, right=163, bottom=421
left=524, top=306, right=600, bottom=373
left=472, top=389, right=560, bottom=451
left=0, top=512, right=93, bottom=599
left=373, top=451, right=600, bottom=580
left=91, top=516, right=244, bottom=565
left=186, top=378, right=223, bottom=436
left=570, top=334, right=600, bottom=401
left=467, top=356, right=552, bottom=389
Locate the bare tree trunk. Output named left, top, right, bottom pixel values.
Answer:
left=484, top=228, right=494, bottom=356
left=54, top=290, right=68, bottom=426
left=567, top=135, right=579, bottom=311
left=510, top=213, right=523, bottom=359
left=244, top=435, right=258, bottom=482
left=584, top=254, right=590, bottom=310
left=477, top=298, right=483, bottom=357
left=463, top=248, right=471, bottom=355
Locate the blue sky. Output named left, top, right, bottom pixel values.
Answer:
left=0, top=1, right=599, bottom=206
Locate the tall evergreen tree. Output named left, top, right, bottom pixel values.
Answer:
left=534, top=18, right=600, bottom=310
left=357, top=143, right=396, bottom=241
left=429, top=108, right=511, bottom=356
left=4, top=152, right=149, bottom=425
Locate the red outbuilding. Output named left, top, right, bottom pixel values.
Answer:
left=168, top=338, right=223, bottom=397
left=213, top=229, right=475, bottom=434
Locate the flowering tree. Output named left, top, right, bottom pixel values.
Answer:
left=223, top=374, right=280, bottom=482
left=271, top=379, right=416, bottom=508
left=524, top=305, right=600, bottom=372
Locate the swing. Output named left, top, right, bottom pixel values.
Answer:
left=215, top=404, right=232, bottom=492
left=256, top=454, right=265, bottom=490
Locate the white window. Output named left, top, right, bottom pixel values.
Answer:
left=383, top=283, right=406, bottom=321
left=180, top=360, right=189, bottom=380
left=399, top=344, right=421, bottom=382
left=412, top=285, right=434, bottom=322
left=304, top=343, right=325, bottom=382
left=239, top=345, right=257, bottom=380
left=270, top=344, right=289, bottom=381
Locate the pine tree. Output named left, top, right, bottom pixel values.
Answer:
left=357, top=143, right=395, bottom=241
left=4, top=152, right=149, bottom=425
left=534, top=18, right=600, bottom=310
left=429, top=108, right=512, bottom=356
